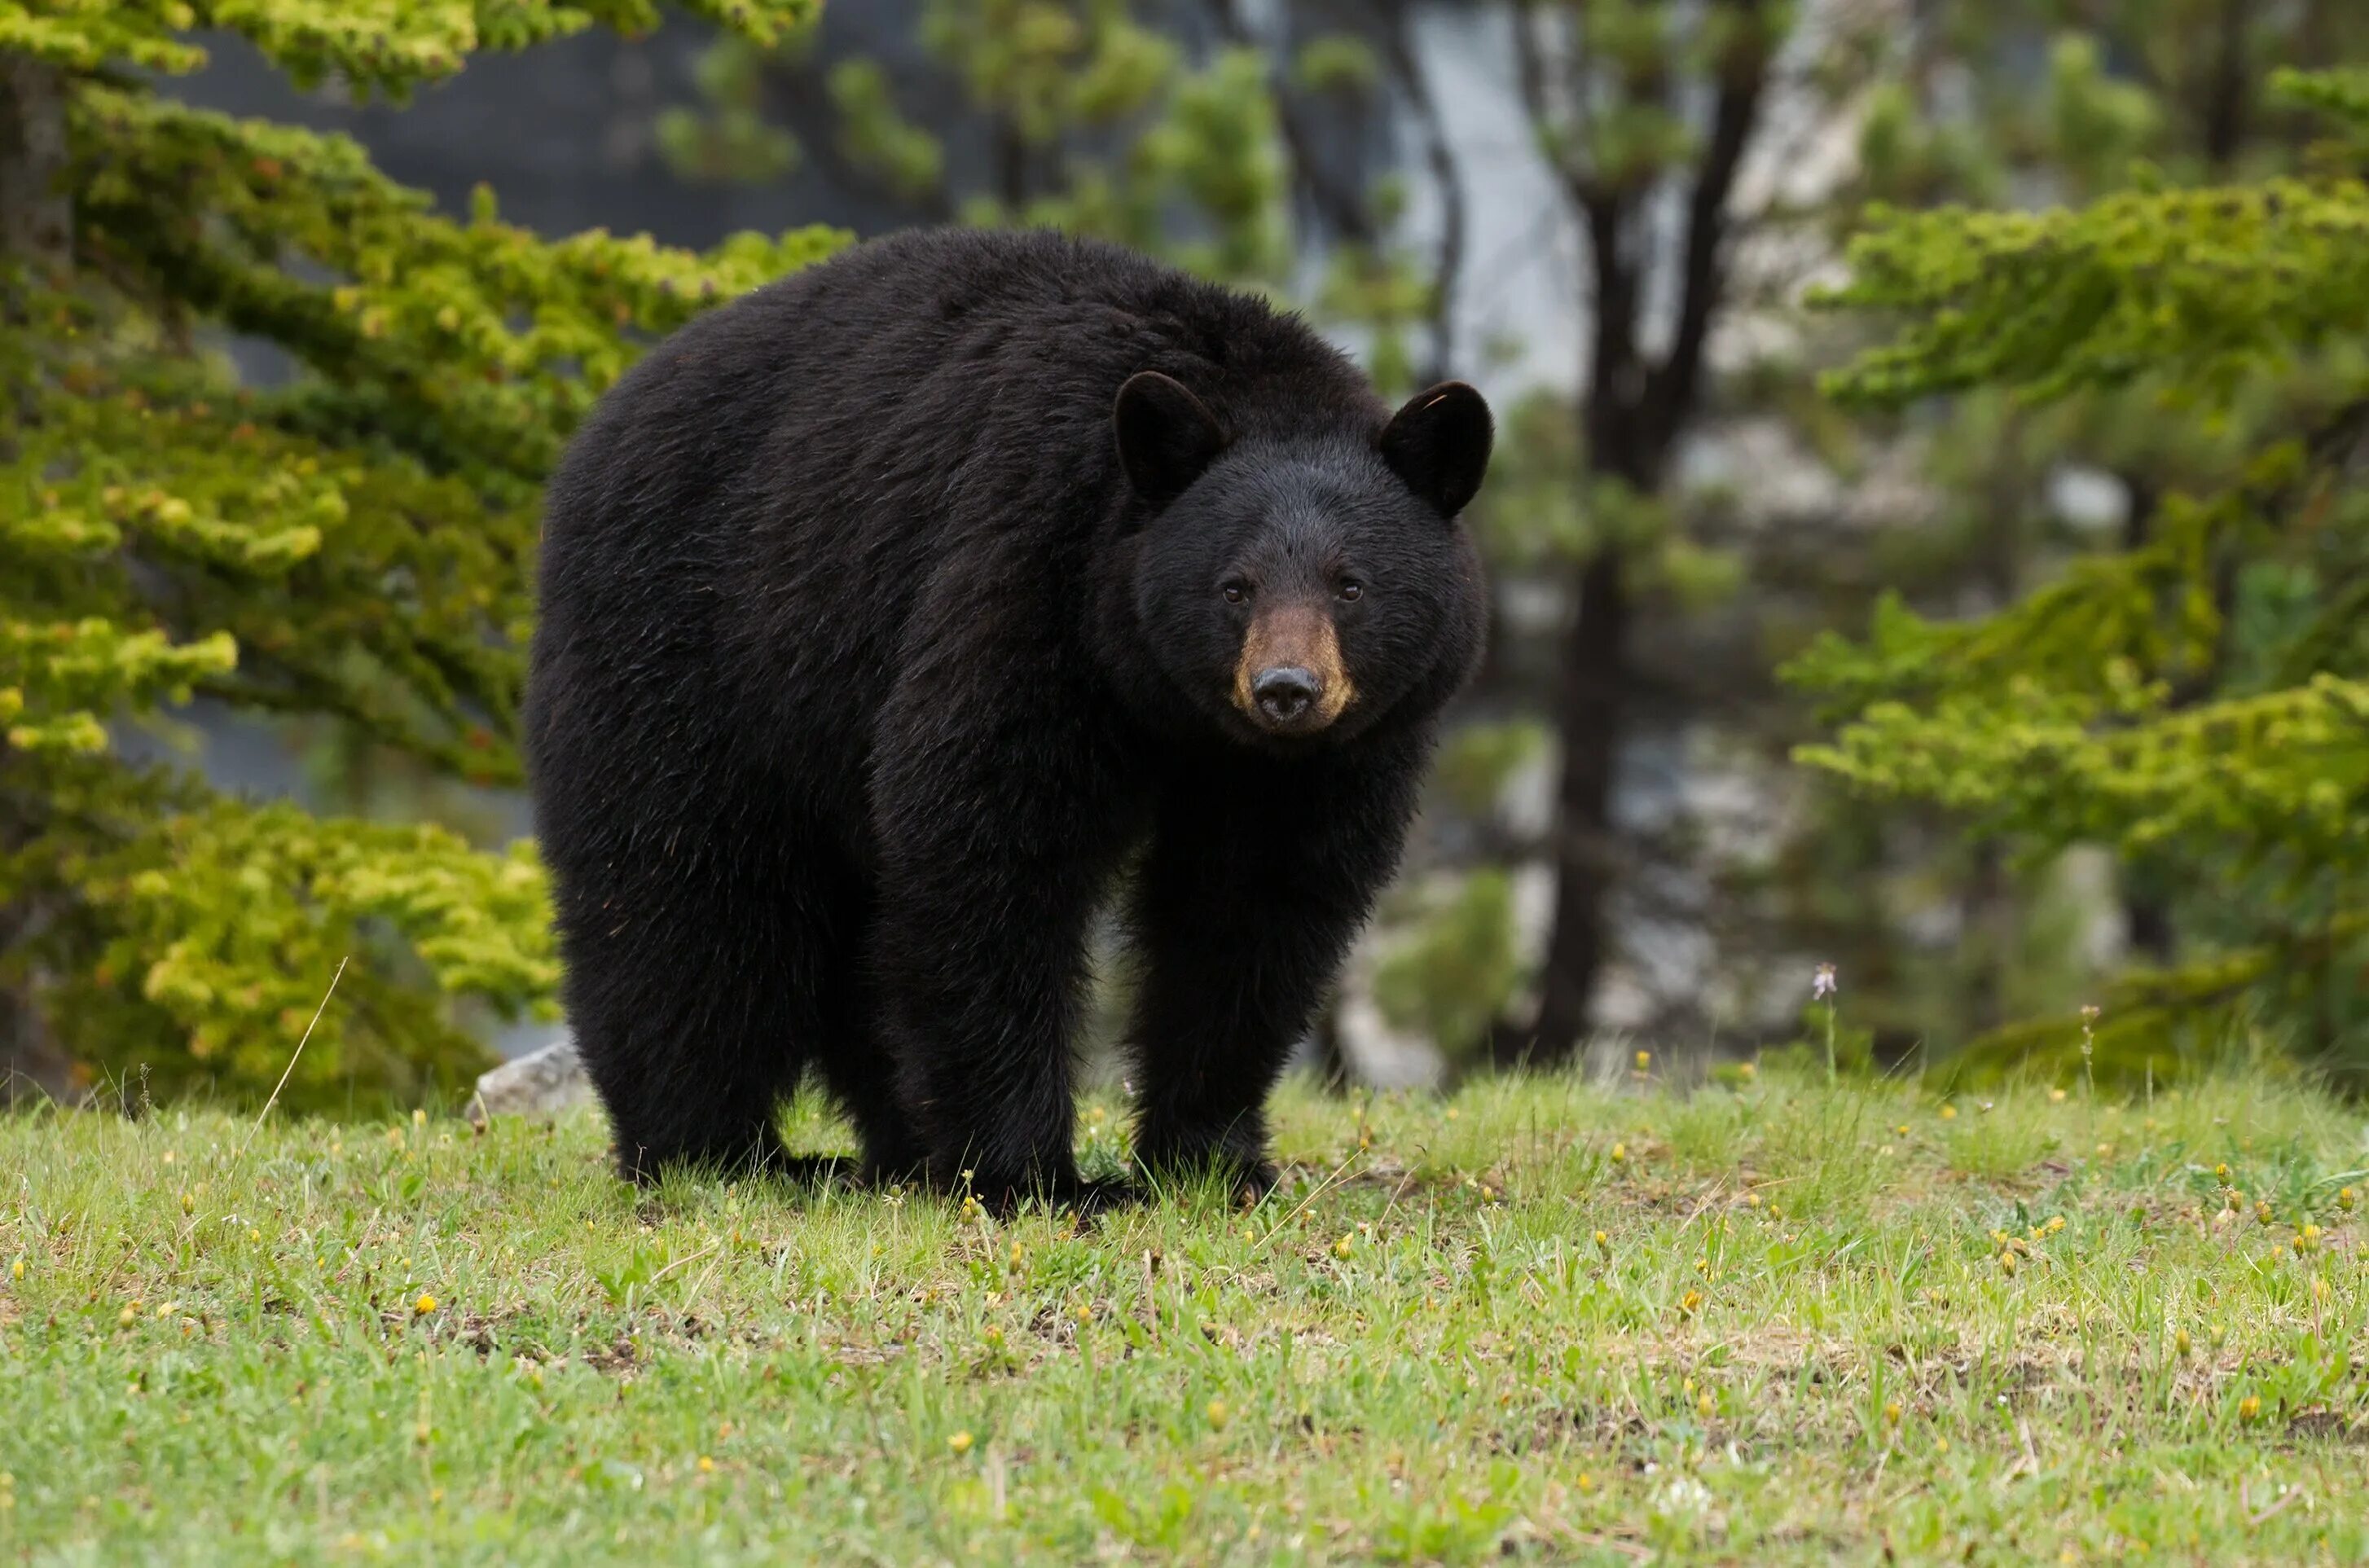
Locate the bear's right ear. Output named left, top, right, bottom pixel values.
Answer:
left=1114, top=371, right=1224, bottom=507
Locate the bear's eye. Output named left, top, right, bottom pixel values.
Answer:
left=1222, top=580, right=1249, bottom=604
left=1338, top=581, right=1364, bottom=603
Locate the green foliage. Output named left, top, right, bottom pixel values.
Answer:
left=1462, top=388, right=1743, bottom=610
left=1312, top=240, right=1431, bottom=398
left=657, top=34, right=802, bottom=183
left=2042, top=33, right=2162, bottom=191
left=1793, top=68, right=2369, bottom=1083
left=1817, top=179, right=2369, bottom=408
left=2274, top=65, right=2369, bottom=141
left=1372, top=871, right=1523, bottom=1058
left=1431, top=721, right=1549, bottom=821
left=916, top=0, right=1172, bottom=143
left=1290, top=34, right=1378, bottom=97
left=660, top=1, right=1292, bottom=288
left=828, top=55, right=947, bottom=202
left=3, top=1, right=820, bottom=86
left=2, top=0, right=846, bottom=1103
left=59, top=802, right=555, bottom=1099
left=1111, top=46, right=1285, bottom=284
left=1759, top=998, right=1877, bottom=1081
left=877, top=2, right=1286, bottom=288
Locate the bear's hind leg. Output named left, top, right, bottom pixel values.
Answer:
left=813, top=1043, right=927, bottom=1188
left=793, top=867, right=930, bottom=1186
left=555, top=863, right=813, bottom=1184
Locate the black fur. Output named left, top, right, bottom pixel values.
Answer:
left=525, top=228, right=1490, bottom=1209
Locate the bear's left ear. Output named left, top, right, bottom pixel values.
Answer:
left=1114, top=371, right=1225, bottom=508
left=1381, top=380, right=1492, bottom=517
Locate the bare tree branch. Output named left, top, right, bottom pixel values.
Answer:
left=1642, top=0, right=1774, bottom=454
left=1211, top=0, right=1378, bottom=244
left=1375, top=0, right=1467, bottom=379
left=1510, top=0, right=1589, bottom=207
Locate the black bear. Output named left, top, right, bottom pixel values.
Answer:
left=525, top=227, right=1490, bottom=1210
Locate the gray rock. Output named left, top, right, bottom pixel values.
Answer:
left=471, top=1038, right=596, bottom=1122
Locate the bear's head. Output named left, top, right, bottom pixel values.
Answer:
left=1110, top=371, right=1492, bottom=751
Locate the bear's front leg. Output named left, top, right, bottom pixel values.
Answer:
left=1127, top=744, right=1422, bottom=1203
left=869, top=660, right=1138, bottom=1216
left=872, top=866, right=1110, bottom=1213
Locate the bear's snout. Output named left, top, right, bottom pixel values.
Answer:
left=1252, top=665, right=1319, bottom=726
left=1233, top=604, right=1355, bottom=736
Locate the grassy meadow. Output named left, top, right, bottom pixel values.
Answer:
left=2, top=1065, right=2366, bottom=1564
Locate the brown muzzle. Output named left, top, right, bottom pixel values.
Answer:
left=1233, top=604, right=1355, bottom=736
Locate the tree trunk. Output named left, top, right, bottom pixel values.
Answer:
left=1960, top=839, right=2008, bottom=1035
left=0, top=53, right=72, bottom=272
left=1505, top=546, right=1632, bottom=1065
left=1490, top=0, right=1771, bottom=1067
left=2115, top=473, right=2177, bottom=963
left=0, top=51, right=74, bottom=1104
left=0, top=900, right=75, bottom=1107
left=993, top=115, right=1030, bottom=211
left=2200, top=0, right=2248, bottom=171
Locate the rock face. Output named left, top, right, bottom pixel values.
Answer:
left=471, top=1038, right=596, bottom=1122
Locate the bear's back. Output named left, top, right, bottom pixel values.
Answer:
left=529, top=230, right=1384, bottom=843
left=546, top=230, right=1378, bottom=564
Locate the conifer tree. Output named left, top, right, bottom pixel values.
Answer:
left=0, top=1, right=846, bottom=1105
left=1792, top=67, right=2369, bottom=1084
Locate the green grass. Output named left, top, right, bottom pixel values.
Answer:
left=3, top=1067, right=2366, bottom=1564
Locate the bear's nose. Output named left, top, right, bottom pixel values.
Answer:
left=1252, top=665, right=1321, bottom=727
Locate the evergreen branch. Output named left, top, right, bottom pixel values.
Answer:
left=50, top=790, right=554, bottom=1093
left=3, top=0, right=836, bottom=1101
left=1783, top=413, right=2369, bottom=717
left=2270, top=66, right=2369, bottom=139
left=1795, top=674, right=2369, bottom=872
left=1821, top=177, right=2369, bottom=408
left=4, top=2, right=820, bottom=92
left=1959, top=909, right=2369, bottom=1070
left=73, top=90, right=849, bottom=478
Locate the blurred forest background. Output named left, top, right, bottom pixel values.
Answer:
left=4, top=0, right=2366, bottom=1109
